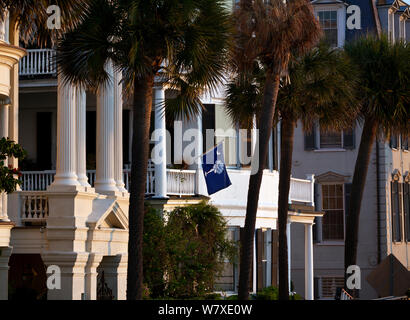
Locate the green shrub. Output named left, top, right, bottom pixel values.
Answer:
left=254, top=286, right=279, bottom=300
left=143, top=201, right=237, bottom=299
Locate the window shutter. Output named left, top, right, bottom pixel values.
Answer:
left=404, top=183, right=410, bottom=241
left=256, top=229, right=263, bottom=292
left=239, top=227, right=253, bottom=292
left=313, top=183, right=320, bottom=243
left=398, top=183, right=403, bottom=241
left=401, top=135, right=409, bottom=150
left=391, top=181, right=402, bottom=242
left=304, top=127, right=316, bottom=150
left=344, top=183, right=352, bottom=229
left=390, top=135, right=398, bottom=149
left=343, top=128, right=355, bottom=149
left=271, top=229, right=279, bottom=287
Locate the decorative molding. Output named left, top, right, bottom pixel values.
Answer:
left=315, top=171, right=350, bottom=184
left=404, top=171, right=410, bottom=183
left=392, top=169, right=401, bottom=181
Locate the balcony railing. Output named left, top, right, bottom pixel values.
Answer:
left=20, top=169, right=313, bottom=203
left=289, top=177, right=314, bottom=205
left=20, top=167, right=196, bottom=197
left=20, top=192, right=49, bottom=224
left=19, top=49, right=57, bottom=77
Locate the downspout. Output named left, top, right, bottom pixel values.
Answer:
left=376, top=139, right=381, bottom=264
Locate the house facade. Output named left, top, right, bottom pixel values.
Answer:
left=0, top=3, right=319, bottom=300
left=290, top=0, right=410, bottom=299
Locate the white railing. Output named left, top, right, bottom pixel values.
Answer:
left=19, top=49, right=57, bottom=76
left=20, top=192, right=49, bottom=224
left=289, top=177, right=314, bottom=205
left=20, top=167, right=194, bottom=196
left=20, top=169, right=313, bottom=203
left=21, top=171, right=55, bottom=191
left=167, top=169, right=196, bottom=196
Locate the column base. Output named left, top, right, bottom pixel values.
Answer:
left=47, top=184, right=93, bottom=193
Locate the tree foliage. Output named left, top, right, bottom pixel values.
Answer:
left=143, top=202, right=237, bottom=299
left=0, top=138, right=26, bottom=194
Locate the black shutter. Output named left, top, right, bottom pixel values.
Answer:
left=391, top=181, right=402, bottom=242
left=398, top=183, right=403, bottom=241
left=343, top=128, right=355, bottom=149
left=344, top=183, right=352, bottom=233
left=404, top=183, right=410, bottom=241
left=401, top=135, right=409, bottom=150
left=304, top=126, right=316, bottom=150
left=256, top=229, right=263, bottom=291
left=313, top=183, right=319, bottom=243
left=390, top=135, right=398, bottom=149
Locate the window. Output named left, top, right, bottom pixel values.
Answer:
left=390, top=134, right=409, bottom=150
left=320, top=130, right=342, bottom=149
left=391, top=181, right=403, bottom=242
left=304, top=124, right=355, bottom=150
left=317, top=10, right=338, bottom=47
left=322, top=184, right=345, bottom=240
left=320, top=277, right=345, bottom=299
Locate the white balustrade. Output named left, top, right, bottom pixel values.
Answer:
left=20, top=166, right=194, bottom=196
left=167, top=169, right=196, bottom=197
left=21, top=171, right=55, bottom=191
left=20, top=192, right=49, bottom=223
left=19, top=49, right=57, bottom=76
left=19, top=169, right=313, bottom=203
left=289, top=177, right=314, bottom=204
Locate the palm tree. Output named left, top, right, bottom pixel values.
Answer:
left=275, top=44, right=358, bottom=299
left=231, top=0, right=321, bottom=299
left=56, top=0, right=230, bottom=300
left=227, top=43, right=359, bottom=299
left=0, top=0, right=87, bottom=45
left=343, top=35, right=410, bottom=296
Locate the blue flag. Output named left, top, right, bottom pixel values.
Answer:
left=202, top=143, right=232, bottom=195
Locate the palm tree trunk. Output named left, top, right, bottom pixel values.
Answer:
left=127, top=74, right=155, bottom=300
left=278, top=116, right=295, bottom=300
left=344, top=117, right=377, bottom=297
left=238, top=71, right=280, bottom=300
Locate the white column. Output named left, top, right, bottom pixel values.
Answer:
left=304, top=223, right=314, bottom=300
left=0, top=103, right=8, bottom=220
left=153, top=85, right=167, bottom=198
left=49, top=74, right=79, bottom=188
left=195, top=109, right=203, bottom=195
left=113, top=70, right=126, bottom=192
left=76, top=87, right=90, bottom=188
left=94, top=62, right=117, bottom=194
left=287, top=222, right=291, bottom=292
